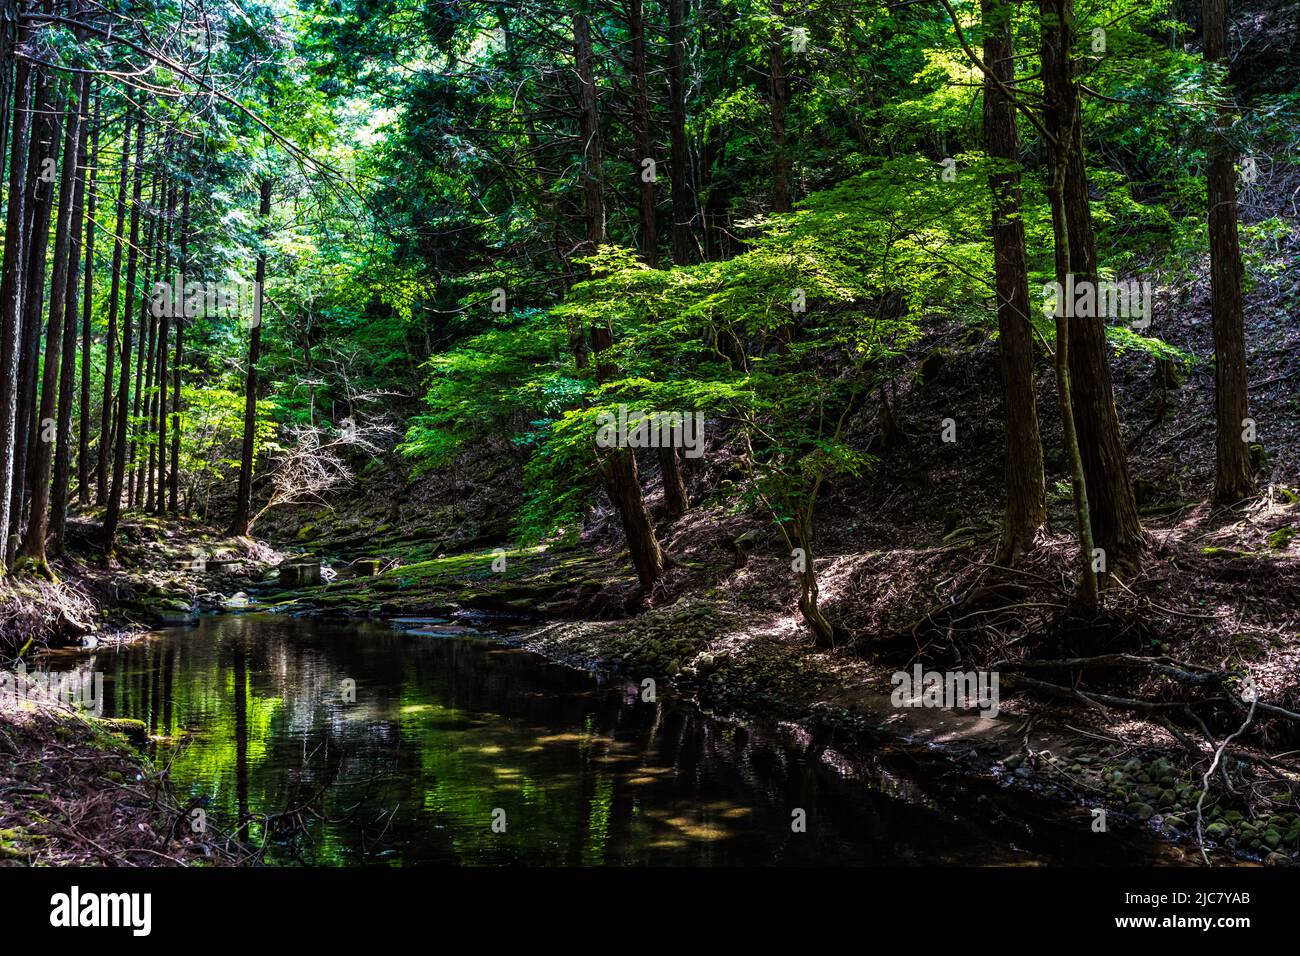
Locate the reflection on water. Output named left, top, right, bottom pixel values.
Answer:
left=56, top=614, right=1082, bottom=865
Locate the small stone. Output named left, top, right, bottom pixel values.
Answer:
left=1127, top=802, right=1155, bottom=821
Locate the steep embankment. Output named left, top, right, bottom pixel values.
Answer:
left=237, top=154, right=1300, bottom=864
left=4, top=152, right=1296, bottom=867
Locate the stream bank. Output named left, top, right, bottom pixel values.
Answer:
left=4, top=511, right=1298, bottom=866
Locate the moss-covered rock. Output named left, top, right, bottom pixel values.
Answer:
left=1126, top=802, right=1155, bottom=822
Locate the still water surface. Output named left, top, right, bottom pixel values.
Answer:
left=57, top=613, right=1160, bottom=865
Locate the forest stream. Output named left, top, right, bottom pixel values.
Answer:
left=40, top=613, right=1184, bottom=866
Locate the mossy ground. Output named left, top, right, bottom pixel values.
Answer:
left=0, top=706, right=231, bottom=866
left=261, top=542, right=619, bottom=617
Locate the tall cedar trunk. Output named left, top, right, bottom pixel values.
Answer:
left=0, top=7, right=11, bottom=196
left=18, top=71, right=86, bottom=574
left=0, top=20, right=32, bottom=574
left=1039, top=0, right=1144, bottom=577
left=0, top=75, right=27, bottom=567
left=696, top=4, right=718, bottom=259
left=98, top=106, right=131, bottom=504
left=667, top=0, right=692, bottom=264
left=1205, top=0, right=1253, bottom=502
left=11, top=71, right=58, bottom=562
left=769, top=0, right=791, bottom=213
left=574, top=13, right=605, bottom=251
left=628, top=0, right=658, bottom=266
left=169, top=186, right=188, bottom=514
left=145, top=173, right=169, bottom=511
left=984, top=0, right=1046, bottom=563
left=1040, top=0, right=1099, bottom=605
left=155, top=174, right=173, bottom=513
left=1047, top=162, right=1099, bottom=606
left=698, top=134, right=718, bottom=259
left=571, top=11, right=604, bottom=365
left=637, top=0, right=689, bottom=519
left=229, top=177, right=272, bottom=536
left=77, top=90, right=98, bottom=506
left=103, top=114, right=146, bottom=555
left=499, top=9, right=577, bottom=306
left=573, top=18, right=662, bottom=589
left=129, top=172, right=159, bottom=507
left=52, top=76, right=92, bottom=555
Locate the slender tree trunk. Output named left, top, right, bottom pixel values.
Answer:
left=1040, top=0, right=1099, bottom=606
left=592, top=321, right=664, bottom=592
left=1039, top=0, right=1143, bottom=578
left=569, top=10, right=604, bottom=367
left=169, top=186, right=187, bottom=514
left=99, top=106, right=131, bottom=505
left=667, top=0, right=692, bottom=264
left=77, top=89, right=98, bottom=506
left=0, top=6, right=12, bottom=208
left=154, top=175, right=173, bottom=513
left=658, top=446, right=688, bottom=520
left=984, top=0, right=1046, bottom=563
left=769, top=0, right=791, bottom=213
left=628, top=0, right=658, bottom=266
left=145, top=173, right=169, bottom=512
left=574, top=13, right=605, bottom=252
left=0, top=17, right=32, bottom=573
left=795, top=512, right=833, bottom=646
left=637, top=2, right=689, bottom=520
left=52, top=76, right=92, bottom=555
left=1048, top=176, right=1098, bottom=607
left=129, top=174, right=158, bottom=509
left=1204, top=0, right=1253, bottom=502
left=103, top=114, right=146, bottom=555
left=11, top=71, right=59, bottom=561
left=18, top=72, right=87, bottom=575
left=228, top=177, right=272, bottom=536
left=574, top=10, right=664, bottom=591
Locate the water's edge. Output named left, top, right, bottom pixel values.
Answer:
left=44, top=611, right=1184, bottom=865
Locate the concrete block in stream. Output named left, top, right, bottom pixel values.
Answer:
left=279, top=558, right=322, bottom=588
